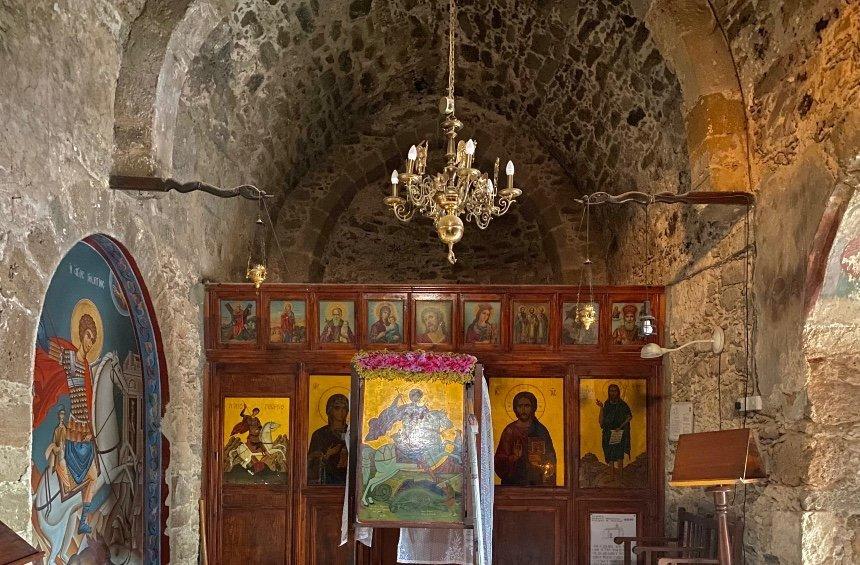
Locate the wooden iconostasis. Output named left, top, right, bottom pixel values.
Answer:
left=203, top=284, right=665, bottom=565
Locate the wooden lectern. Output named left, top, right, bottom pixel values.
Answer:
left=670, top=429, right=767, bottom=565
left=0, top=520, right=43, bottom=565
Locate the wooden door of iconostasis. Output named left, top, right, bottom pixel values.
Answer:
left=204, top=285, right=665, bottom=564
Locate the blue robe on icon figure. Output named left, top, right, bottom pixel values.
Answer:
left=365, top=388, right=462, bottom=471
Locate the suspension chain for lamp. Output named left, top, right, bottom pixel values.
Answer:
left=574, top=197, right=597, bottom=331
left=447, top=0, right=456, bottom=100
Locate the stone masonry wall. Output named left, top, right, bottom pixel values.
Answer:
left=0, top=2, right=258, bottom=562
left=605, top=1, right=859, bottom=562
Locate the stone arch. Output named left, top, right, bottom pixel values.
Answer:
left=797, top=163, right=859, bottom=563
left=636, top=0, right=752, bottom=192
left=113, top=0, right=239, bottom=177
left=271, top=96, right=603, bottom=283
left=31, top=234, right=169, bottom=562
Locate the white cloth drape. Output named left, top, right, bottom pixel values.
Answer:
left=396, top=374, right=494, bottom=564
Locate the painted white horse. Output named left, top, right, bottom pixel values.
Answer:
left=32, top=352, right=139, bottom=565
left=360, top=443, right=418, bottom=505
left=228, top=422, right=287, bottom=472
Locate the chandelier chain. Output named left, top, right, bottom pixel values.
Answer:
left=447, top=0, right=456, bottom=99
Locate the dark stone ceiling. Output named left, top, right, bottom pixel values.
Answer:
left=177, top=0, right=690, bottom=203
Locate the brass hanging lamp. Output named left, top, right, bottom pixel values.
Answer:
left=384, top=0, right=522, bottom=264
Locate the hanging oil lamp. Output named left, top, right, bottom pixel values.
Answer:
left=637, top=200, right=657, bottom=338
left=246, top=201, right=268, bottom=288
left=575, top=197, right=597, bottom=330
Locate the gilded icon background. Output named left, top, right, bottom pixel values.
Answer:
left=579, top=379, right=647, bottom=488
left=367, top=300, right=404, bottom=344
left=610, top=302, right=647, bottom=345
left=220, top=300, right=257, bottom=342
left=490, top=377, right=565, bottom=486
left=270, top=299, right=307, bottom=343
left=319, top=300, right=357, bottom=345
left=414, top=300, right=453, bottom=345
left=562, top=302, right=599, bottom=345
left=307, top=375, right=350, bottom=485
left=358, top=377, right=465, bottom=524
left=512, top=301, right=550, bottom=345
left=463, top=301, right=501, bottom=345
left=223, top=397, right=290, bottom=485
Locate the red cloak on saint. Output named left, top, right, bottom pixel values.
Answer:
left=33, top=337, right=94, bottom=427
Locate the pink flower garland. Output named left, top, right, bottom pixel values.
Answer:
left=353, top=350, right=477, bottom=383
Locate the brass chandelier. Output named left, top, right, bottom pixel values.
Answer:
left=384, top=0, right=521, bottom=264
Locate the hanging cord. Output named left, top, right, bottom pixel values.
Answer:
left=717, top=350, right=722, bottom=430
left=644, top=195, right=655, bottom=305
left=742, top=203, right=755, bottom=429
left=740, top=202, right=754, bottom=565
left=574, top=198, right=589, bottom=307
left=259, top=189, right=291, bottom=278
left=586, top=198, right=594, bottom=301
left=446, top=0, right=457, bottom=100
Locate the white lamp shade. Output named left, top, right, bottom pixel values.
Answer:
left=640, top=343, right=667, bottom=359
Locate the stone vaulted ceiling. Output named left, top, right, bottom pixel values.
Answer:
left=168, top=0, right=690, bottom=280
left=175, top=0, right=688, bottom=195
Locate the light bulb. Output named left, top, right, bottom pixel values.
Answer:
left=408, top=145, right=417, bottom=161
left=642, top=319, right=653, bottom=335
left=487, top=179, right=494, bottom=193
left=391, top=170, right=399, bottom=185
left=465, top=139, right=476, bottom=156
left=506, top=160, right=515, bottom=175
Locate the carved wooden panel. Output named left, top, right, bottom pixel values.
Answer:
left=221, top=507, right=287, bottom=565
left=493, top=503, right=565, bottom=564
left=305, top=498, right=351, bottom=565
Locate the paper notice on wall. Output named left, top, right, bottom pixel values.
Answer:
left=590, top=513, right=636, bottom=565
left=669, top=402, right=694, bottom=441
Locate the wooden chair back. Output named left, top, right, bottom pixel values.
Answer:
left=677, top=508, right=717, bottom=558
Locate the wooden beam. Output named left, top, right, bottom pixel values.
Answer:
left=109, top=175, right=273, bottom=200
left=575, top=191, right=755, bottom=206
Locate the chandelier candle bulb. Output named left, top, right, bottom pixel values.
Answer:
left=506, top=160, right=515, bottom=189
left=407, top=145, right=418, bottom=174
left=390, top=170, right=399, bottom=197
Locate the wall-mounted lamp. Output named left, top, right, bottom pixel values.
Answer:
left=640, top=327, right=724, bottom=359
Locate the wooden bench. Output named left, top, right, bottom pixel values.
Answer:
left=614, top=507, right=742, bottom=565
left=0, top=519, right=43, bottom=565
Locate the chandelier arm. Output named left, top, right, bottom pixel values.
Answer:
left=495, top=197, right=517, bottom=217
left=390, top=200, right=416, bottom=222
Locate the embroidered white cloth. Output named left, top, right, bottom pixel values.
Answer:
left=340, top=432, right=373, bottom=548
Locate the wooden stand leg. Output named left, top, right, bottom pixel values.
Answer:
left=707, top=486, right=733, bottom=565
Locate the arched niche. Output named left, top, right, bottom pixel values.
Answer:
left=31, top=235, right=168, bottom=564
left=795, top=174, right=859, bottom=562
